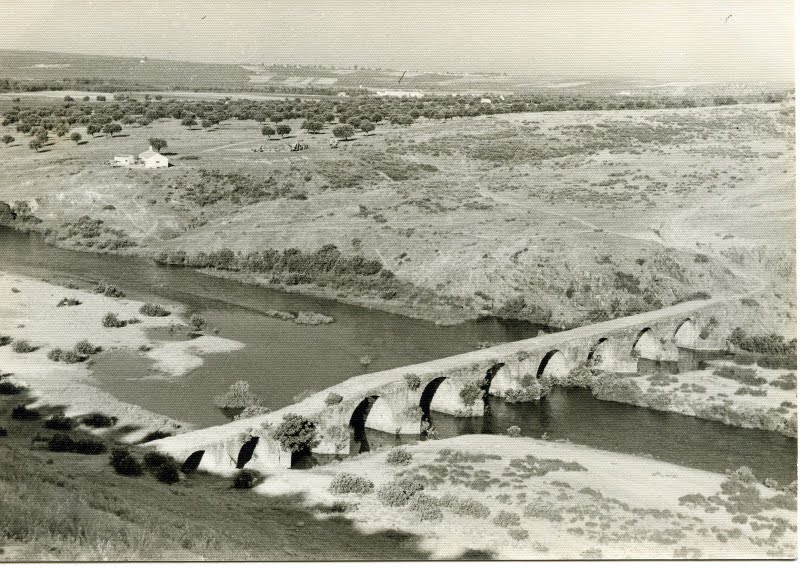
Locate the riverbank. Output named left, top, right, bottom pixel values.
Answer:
left=0, top=271, right=244, bottom=440
left=255, top=434, right=796, bottom=560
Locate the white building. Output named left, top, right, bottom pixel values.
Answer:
left=138, top=147, right=169, bottom=169
left=480, top=98, right=492, bottom=104
left=375, top=90, right=424, bottom=98
left=113, top=155, right=135, bottom=167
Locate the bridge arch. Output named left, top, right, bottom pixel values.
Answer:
left=536, top=350, right=569, bottom=379
left=673, top=318, right=699, bottom=347
left=588, top=338, right=610, bottom=365
left=631, top=327, right=661, bottom=360
left=236, top=437, right=259, bottom=469
left=420, top=377, right=448, bottom=418
left=181, top=450, right=205, bottom=473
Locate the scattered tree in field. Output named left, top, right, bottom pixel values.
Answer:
left=1, top=135, right=13, bottom=145
left=55, top=123, right=69, bottom=137
left=102, top=123, right=122, bottom=137
left=148, top=137, right=167, bottom=152
left=261, top=125, right=275, bottom=138
left=96, top=95, right=106, bottom=101
left=181, top=117, right=197, bottom=129
left=28, top=139, right=42, bottom=152
left=63, top=95, right=73, bottom=102
left=70, top=132, right=81, bottom=144
left=360, top=120, right=375, bottom=134
left=270, top=114, right=284, bottom=124
left=276, top=124, right=291, bottom=138
left=86, top=123, right=101, bottom=137
left=332, top=124, right=355, bottom=140
left=302, top=120, right=323, bottom=134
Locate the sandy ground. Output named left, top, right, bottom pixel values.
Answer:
left=0, top=271, right=242, bottom=440
left=254, top=435, right=797, bottom=560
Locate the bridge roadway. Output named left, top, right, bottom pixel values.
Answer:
left=148, top=297, right=720, bottom=473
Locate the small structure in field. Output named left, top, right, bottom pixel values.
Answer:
left=113, top=155, right=135, bottom=167
left=480, top=98, right=492, bottom=104
left=139, top=146, right=169, bottom=169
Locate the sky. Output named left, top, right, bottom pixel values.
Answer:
left=0, top=0, right=794, bottom=81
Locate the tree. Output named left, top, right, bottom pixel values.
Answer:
left=55, top=123, right=69, bottom=137
left=332, top=124, right=355, bottom=140
left=261, top=125, right=275, bottom=138
left=303, top=120, right=323, bottom=134
left=86, top=123, right=101, bottom=137
left=70, top=132, right=81, bottom=144
left=272, top=413, right=319, bottom=454
left=148, top=137, right=167, bottom=152
left=102, top=123, right=122, bottom=137
left=360, top=120, right=376, bottom=135
left=276, top=124, right=291, bottom=138
left=181, top=117, right=197, bottom=129
left=96, top=95, right=106, bottom=102
left=29, top=139, right=42, bottom=152
left=1, top=135, right=14, bottom=145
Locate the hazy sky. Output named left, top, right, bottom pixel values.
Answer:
left=0, top=0, right=794, bottom=81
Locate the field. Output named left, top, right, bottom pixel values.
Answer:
left=0, top=90, right=794, bottom=333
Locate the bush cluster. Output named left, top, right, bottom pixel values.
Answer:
left=47, top=433, right=106, bottom=454
left=770, top=374, right=796, bottom=390
left=376, top=477, right=425, bottom=507
left=11, top=405, right=40, bottom=420
left=56, top=297, right=81, bottom=307
left=492, top=510, right=521, bottom=527
left=94, top=282, right=125, bottom=297
left=139, top=430, right=172, bottom=443
left=328, top=473, right=375, bottom=495
left=712, top=366, right=766, bottom=386
left=438, top=494, right=491, bottom=518
left=11, top=340, right=35, bottom=353
left=75, top=340, right=102, bottom=355
left=44, top=414, right=75, bottom=431
left=143, top=451, right=181, bottom=484
left=232, top=469, right=260, bottom=489
left=508, top=528, right=530, bottom=541
left=139, top=303, right=171, bottom=317
left=110, top=448, right=144, bottom=476
left=408, top=493, right=443, bottom=522
left=0, top=425, right=7, bottom=437
left=459, top=381, right=484, bottom=406
left=386, top=448, right=413, bottom=466
left=81, top=413, right=118, bottom=428
left=102, top=312, right=127, bottom=328
left=0, top=381, right=24, bottom=395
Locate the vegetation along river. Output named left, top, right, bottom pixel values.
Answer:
left=1, top=226, right=796, bottom=483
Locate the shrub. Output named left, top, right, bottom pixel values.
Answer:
left=189, top=314, right=206, bottom=330
left=459, top=381, right=483, bottom=406
left=770, top=374, right=796, bottom=390
left=155, top=463, right=181, bottom=484
left=733, top=353, right=756, bottom=366
left=44, top=414, right=75, bottom=431
left=438, top=494, right=491, bottom=518
left=11, top=405, right=40, bottom=420
left=214, top=381, right=262, bottom=410
left=139, top=430, right=172, bottom=443
left=376, top=478, right=424, bottom=507
left=94, top=282, right=125, bottom=297
left=408, top=493, right=443, bottom=522
left=386, top=448, right=413, bottom=466
left=81, top=413, right=118, bottom=428
left=506, top=426, right=522, bottom=437
left=0, top=336, right=11, bottom=347
left=48, top=433, right=75, bottom=452
left=0, top=381, right=23, bottom=395
left=508, top=528, right=529, bottom=541
left=233, top=405, right=271, bottom=420
left=47, top=348, right=63, bottom=361
left=712, top=366, right=766, bottom=386
left=74, top=340, right=101, bottom=355
left=73, top=438, right=107, bottom=454
left=734, top=387, right=767, bottom=397
left=102, top=312, right=126, bottom=328
left=232, top=469, right=260, bottom=489
left=523, top=500, right=564, bottom=522
left=272, top=413, right=319, bottom=454
left=493, top=510, right=521, bottom=527
left=110, top=448, right=143, bottom=476
left=139, top=303, right=171, bottom=317
left=329, top=473, right=375, bottom=495
left=143, top=451, right=177, bottom=472
left=404, top=373, right=421, bottom=390
left=11, top=340, right=35, bottom=353
left=325, top=392, right=344, bottom=406
left=56, top=297, right=81, bottom=307
left=60, top=349, right=82, bottom=364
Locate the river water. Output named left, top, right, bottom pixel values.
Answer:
left=1, top=226, right=796, bottom=483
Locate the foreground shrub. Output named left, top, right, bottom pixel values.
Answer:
left=329, top=473, right=375, bottom=495
left=74, top=340, right=101, bottom=355
left=232, top=469, right=260, bottom=489
left=44, top=414, right=75, bottom=431
left=438, top=494, right=491, bottom=518
left=109, top=448, right=143, bottom=476
left=47, top=348, right=63, bottom=361
left=376, top=478, right=424, bottom=507
left=11, top=405, right=40, bottom=420
left=0, top=381, right=24, bottom=395
left=48, top=434, right=106, bottom=454
left=102, top=312, right=126, bottom=328
left=155, top=463, right=181, bottom=484
left=408, top=493, right=443, bottom=522
left=143, top=451, right=177, bottom=472
left=11, top=340, right=35, bottom=353
left=386, top=448, right=413, bottom=466
left=81, top=412, right=118, bottom=428
left=324, top=392, right=344, bottom=406
left=493, top=510, right=521, bottom=527
left=272, top=413, right=319, bottom=454
left=139, top=303, right=171, bottom=317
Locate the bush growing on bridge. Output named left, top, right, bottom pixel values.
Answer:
left=506, top=426, right=522, bottom=437
left=386, top=447, right=413, bottom=466
left=403, top=373, right=421, bottom=391
left=272, top=413, right=319, bottom=454
left=234, top=405, right=271, bottom=420
left=329, top=473, right=375, bottom=495
left=232, top=469, right=260, bottom=489
left=459, top=381, right=484, bottom=406
left=324, top=392, right=343, bottom=406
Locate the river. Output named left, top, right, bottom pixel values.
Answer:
left=1, top=226, right=796, bottom=483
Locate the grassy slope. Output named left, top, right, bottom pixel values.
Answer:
left=0, top=99, right=794, bottom=332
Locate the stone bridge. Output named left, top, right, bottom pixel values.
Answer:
left=148, top=298, right=721, bottom=474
